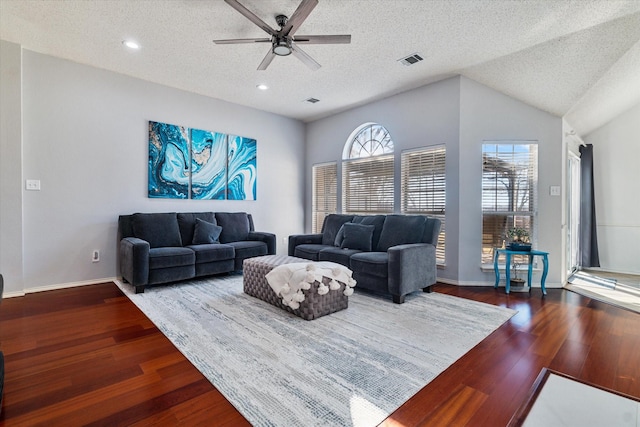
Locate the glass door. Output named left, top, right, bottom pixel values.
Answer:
left=567, top=152, right=581, bottom=274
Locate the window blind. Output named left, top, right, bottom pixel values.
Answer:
left=401, top=145, right=446, bottom=264
left=342, top=155, right=394, bottom=215
left=312, top=162, right=337, bottom=233
left=481, top=143, right=538, bottom=264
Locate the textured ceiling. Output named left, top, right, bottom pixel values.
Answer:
left=1, top=0, right=639, bottom=135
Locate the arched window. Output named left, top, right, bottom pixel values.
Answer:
left=343, top=123, right=394, bottom=159
left=342, top=123, right=395, bottom=214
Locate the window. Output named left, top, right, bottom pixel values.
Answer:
left=482, top=143, right=538, bottom=264
left=401, top=145, right=446, bottom=264
left=311, top=162, right=337, bottom=233
left=342, top=123, right=394, bottom=215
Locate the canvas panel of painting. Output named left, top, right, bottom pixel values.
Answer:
left=148, top=121, right=189, bottom=199
left=190, top=129, right=227, bottom=200
left=227, top=135, right=257, bottom=200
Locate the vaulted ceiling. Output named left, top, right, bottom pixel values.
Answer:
left=1, top=0, right=639, bottom=135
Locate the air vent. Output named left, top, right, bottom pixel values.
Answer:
left=398, top=53, right=424, bottom=66
left=305, top=97, right=320, bottom=104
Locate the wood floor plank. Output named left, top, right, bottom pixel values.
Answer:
left=1, top=282, right=638, bottom=426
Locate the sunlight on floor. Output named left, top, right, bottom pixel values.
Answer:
left=566, top=271, right=640, bottom=314
left=350, top=394, right=390, bottom=427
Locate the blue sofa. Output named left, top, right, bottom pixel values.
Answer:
left=288, top=214, right=441, bottom=303
left=118, top=212, right=275, bottom=293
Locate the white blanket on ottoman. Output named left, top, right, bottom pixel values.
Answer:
left=265, top=262, right=356, bottom=309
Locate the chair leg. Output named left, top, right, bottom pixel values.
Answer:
left=392, top=294, right=405, bottom=304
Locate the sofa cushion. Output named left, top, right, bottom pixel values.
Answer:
left=192, top=218, right=222, bottom=245
left=187, top=243, right=235, bottom=264
left=216, top=212, right=250, bottom=243
left=228, top=241, right=269, bottom=270
left=353, top=215, right=386, bottom=249
left=148, top=247, right=194, bottom=269
left=132, top=213, right=182, bottom=248
left=350, top=252, right=389, bottom=278
left=318, top=247, right=361, bottom=267
left=376, top=215, right=426, bottom=251
left=177, top=212, right=216, bottom=246
left=340, top=223, right=375, bottom=251
left=294, top=244, right=332, bottom=261
left=321, top=214, right=354, bottom=246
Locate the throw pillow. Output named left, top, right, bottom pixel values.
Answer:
left=131, top=213, right=182, bottom=248
left=192, top=218, right=222, bottom=245
left=334, top=224, right=346, bottom=247
left=177, top=212, right=216, bottom=247
left=340, top=223, right=375, bottom=251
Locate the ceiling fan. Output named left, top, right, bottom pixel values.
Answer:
left=213, top=0, right=351, bottom=71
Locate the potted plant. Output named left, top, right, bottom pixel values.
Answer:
left=510, top=260, right=526, bottom=287
left=507, top=227, right=531, bottom=251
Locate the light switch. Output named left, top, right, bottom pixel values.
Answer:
left=549, top=185, right=561, bottom=196
left=26, top=179, right=41, bottom=191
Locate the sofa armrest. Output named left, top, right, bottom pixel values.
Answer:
left=387, top=243, right=437, bottom=297
left=248, top=231, right=276, bottom=255
left=288, top=234, right=323, bottom=256
left=119, top=237, right=150, bottom=287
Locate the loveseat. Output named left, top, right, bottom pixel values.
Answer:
left=118, top=212, right=275, bottom=293
left=288, top=214, right=441, bottom=303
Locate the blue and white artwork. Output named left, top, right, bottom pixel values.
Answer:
left=227, top=135, right=257, bottom=200
left=148, top=121, right=257, bottom=200
left=190, top=129, right=227, bottom=200
left=148, top=121, right=189, bottom=199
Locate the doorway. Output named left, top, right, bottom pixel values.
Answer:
left=567, top=152, right=581, bottom=275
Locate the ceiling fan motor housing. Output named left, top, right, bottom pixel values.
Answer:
left=273, top=34, right=292, bottom=56
left=275, top=14, right=288, bottom=28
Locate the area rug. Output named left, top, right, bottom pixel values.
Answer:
left=117, top=275, right=515, bottom=427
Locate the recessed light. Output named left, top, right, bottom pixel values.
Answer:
left=256, top=84, right=269, bottom=91
left=122, top=40, right=140, bottom=50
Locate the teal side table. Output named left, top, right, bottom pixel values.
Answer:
left=493, top=248, right=548, bottom=295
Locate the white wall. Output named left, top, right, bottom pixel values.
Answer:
left=0, top=40, right=24, bottom=294
left=1, top=46, right=305, bottom=295
left=459, top=77, right=563, bottom=286
left=306, top=76, right=564, bottom=287
left=584, top=103, right=640, bottom=274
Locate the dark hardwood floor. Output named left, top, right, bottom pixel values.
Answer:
left=0, top=282, right=638, bottom=426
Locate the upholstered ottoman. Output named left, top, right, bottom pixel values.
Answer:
left=243, top=255, right=353, bottom=320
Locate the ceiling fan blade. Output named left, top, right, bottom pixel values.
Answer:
left=224, top=0, right=275, bottom=36
left=213, top=38, right=271, bottom=44
left=282, top=0, right=318, bottom=36
left=290, top=43, right=321, bottom=71
left=293, top=35, right=351, bottom=44
left=257, top=49, right=276, bottom=70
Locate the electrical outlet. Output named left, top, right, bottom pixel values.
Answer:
left=282, top=237, right=287, bottom=245
left=92, top=250, right=100, bottom=263
left=26, top=179, right=41, bottom=191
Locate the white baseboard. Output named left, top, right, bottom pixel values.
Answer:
left=2, top=277, right=117, bottom=299
left=437, top=277, right=562, bottom=289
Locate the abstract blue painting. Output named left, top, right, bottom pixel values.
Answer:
left=148, top=121, right=189, bottom=199
left=227, top=135, right=257, bottom=200
left=190, top=129, right=227, bottom=200
left=148, top=121, right=257, bottom=200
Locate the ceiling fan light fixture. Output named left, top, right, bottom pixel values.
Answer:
left=273, top=37, right=292, bottom=56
